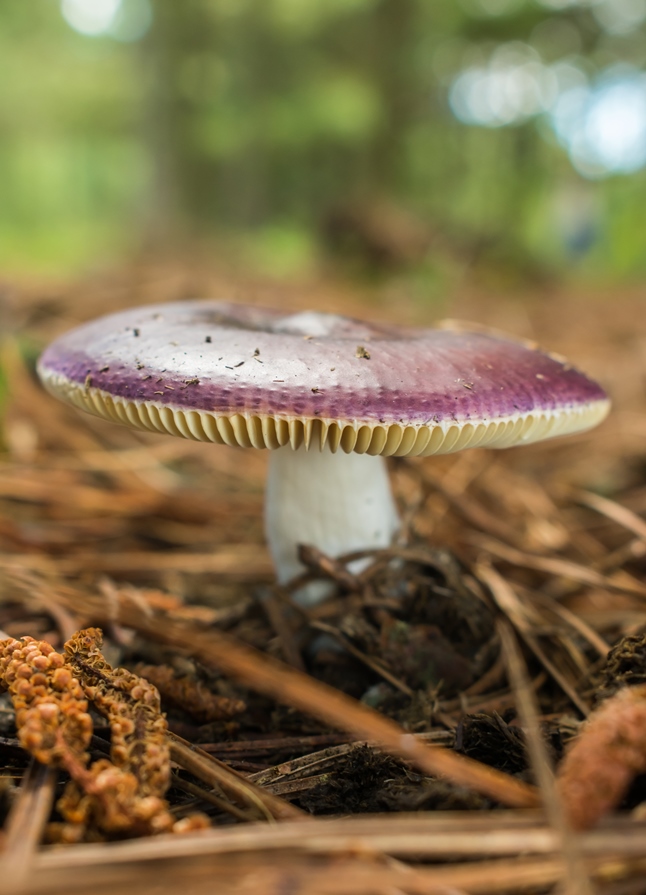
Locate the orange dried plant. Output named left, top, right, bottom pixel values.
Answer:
left=55, top=759, right=175, bottom=839
left=64, top=628, right=170, bottom=797
left=0, top=636, right=92, bottom=771
left=0, top=629, right=202, bottom=840
left=135, top=663, right=246, bottom=724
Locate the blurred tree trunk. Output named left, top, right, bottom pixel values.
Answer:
left=140, top=0, right=223, bottom=245
left=137, top=0, right=455, bottom=244
left=139, top=0, right=185, bottom=245
left=363, top=0, right=417, bottom=193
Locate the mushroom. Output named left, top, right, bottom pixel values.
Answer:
left=38, top=301, right=609, bottom=604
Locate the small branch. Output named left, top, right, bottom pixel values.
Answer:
left=168, top=733, right=307, bottom=823
left=170, top=775, right=257, bottom=823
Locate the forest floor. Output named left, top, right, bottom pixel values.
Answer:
left=1, top=259, right=646, bottom=894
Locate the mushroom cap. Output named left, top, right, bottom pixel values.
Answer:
left=38, top=300, right=610, bottom=457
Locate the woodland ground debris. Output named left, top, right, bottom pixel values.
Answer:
left=3, top=272, right=646, bottom=893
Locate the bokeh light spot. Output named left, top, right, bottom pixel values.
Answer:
left=111, top=0, right=153, bottom=42
left=449, top=43, right=557, bottom=127
left=593, top=0, right=646, bottom=35
left=550, top=69, right=646, bottom=177
left=61, top=0, right=152, bottom=41
left=61, top=0, right=121, bottom=36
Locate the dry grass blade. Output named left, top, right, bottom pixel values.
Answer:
left=417, top=465, right=526, bottom=548
left=21, top=853, right=572, bottom=895
left=472, top=535, right=646, bottom=599
left=1, top=339, right=105, bottom=454
left=26, top=852, right=646, bottom=895
left=48, top=586, right=540, bottom=808
left=0, top=566, right=79, bottom=643
left=525, top=589, right=610, bottom=658
left=170, top=775, right=258, bottom=823
left=476, top=563, right=590, bottom=716
left=30, top=812, right=646, bottom=867
left=597, top=537, right=646, bottom=574
left=26, top=816, right=646, bottom=895
left=474, top=561, right=535, bottom=632
left=497, top=619, right=592, bottom=895
left=0, top=549, right=272, bottom=579
left=0, top=471, right=157, bottom=515
left=577, top=490, right=646, bottom=544
left=0, top=760, right=57, bottom=893
left=167, top=733, right=306, bottom=822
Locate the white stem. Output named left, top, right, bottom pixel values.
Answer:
left=265, top=445, right=400, bottom=605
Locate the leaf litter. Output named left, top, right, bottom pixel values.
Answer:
left=2, top=269, right=646, bottom=892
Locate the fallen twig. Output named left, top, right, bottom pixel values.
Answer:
left=167, top=732, right=307, bottom=823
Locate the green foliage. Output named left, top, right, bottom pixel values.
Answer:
left=0, top=0, right=645, bottom=280
left=0, top=1, right=145, bottom=273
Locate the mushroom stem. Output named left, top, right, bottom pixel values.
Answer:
left=265, top=445, right=400, bottom=606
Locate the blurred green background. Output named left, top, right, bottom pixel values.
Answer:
left=2, top=0, right=646, bottom=282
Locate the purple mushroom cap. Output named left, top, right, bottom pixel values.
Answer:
left=37, top=300, right=610, bottom=456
